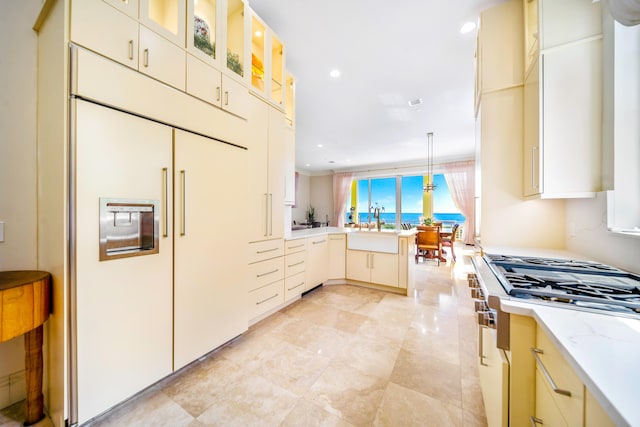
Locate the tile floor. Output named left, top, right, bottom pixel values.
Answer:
left=1, top=245, right=487, bottom=427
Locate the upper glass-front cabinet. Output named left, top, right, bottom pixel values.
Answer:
left=226, top=0, right=245, bottom=78
left=140, top=0, right=186, bottom=46
left=251, top=15, right=267, bottom=93
left=188, top=0, right=218, bottom=61
left=271, top=35, right=284, bottom=105
left=285, top=72, right=295, bottom=126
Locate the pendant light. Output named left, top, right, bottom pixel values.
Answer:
left=423, top=132, right=437, bottom=192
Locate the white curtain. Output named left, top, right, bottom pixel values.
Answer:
left=442, top=160, right=475, bottom=245
left=607, top=0, right=640, bottom=26
left=332, top=172, right=354, bottom=227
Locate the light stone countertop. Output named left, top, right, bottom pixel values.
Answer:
left=500, top=299, right=640, bottom=427
left=288, top=227, right=417, bottom=240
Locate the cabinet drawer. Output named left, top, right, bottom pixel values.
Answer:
left=285, top=238, right=307, bottom=255
left=248, top=239, right=284, bottom=264
left=284, top=272, right=306, bottom=301
left=248, top=257, right=284, bottom=292
left=139, top=25, right=186, bottom=91
left=285, top=251, right=306, bottom=277
left=186, top=53, right=222, bottom=107
left=534, top=328, right=584, bottom=425
left=248, top=280, right=283, bottom=320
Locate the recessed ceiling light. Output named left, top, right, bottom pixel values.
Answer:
left=305, top=163, right=311, bottom=167
left=329, top=69, right=341, bottom=78
left=317, top=144, right=323, bottom=148
left=460, top=21, right=476, bottom=34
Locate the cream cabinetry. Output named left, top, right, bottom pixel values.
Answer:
left=328, top=234, right=346, bottom=280
left=71, top=0, right=186, bottom=91
left=522, top=0, right=602, bottom=198
left=247, top=96, right=286, bottom=242
left=173, top=129, right=248, bottom=370
left=306, top=236, right=329, bottom=290
left=397, top=236, right=414, bottom=290
left=346, top=250, right=398, bottom=287
left=247, top=240, right=284, bottom=322
left=186, top=53, right=249, bottom=118
left=508, top=314, right=616, bottom=427
left=249, top=9, right=285, bottom=109
left=478, top=327, right=509, bottom=427
left=283, top=126, right=296, bottom=206
left=284, top=238, right=307, bottom=300
left=285, top=72, right=296, bottom=127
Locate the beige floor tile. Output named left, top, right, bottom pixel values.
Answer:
left=281, top=398, right=355, bottom=427
left=390, top=348, right=462, bottom=407
left=306, top=359, right=388, bottom=426
left=373, top=382, right=463, bottom=427
left=332, top=335, right=401, bottom=380
left=283, top=323, right=356, bottom=359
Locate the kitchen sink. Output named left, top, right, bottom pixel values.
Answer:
left=347, top=231, right=399, bottom=253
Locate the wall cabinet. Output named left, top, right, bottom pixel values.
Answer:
left=186, top=53, right=249, bottom=118
left=71, top=0, right=186, bottom=91
left=523, top=41, right=602, bottom=198
left=306, top=236, right=329, bottom=290
left=328, top=234, right=346, bottom=280
left=247, top=97, right=286, bottom=242
left=285, top=72, right=296, bottom=127
left=346, top=250, right=398, bottom=288
left=249, top=8, right=285, bottom=109
left=140, top=0, right=186, bottom=48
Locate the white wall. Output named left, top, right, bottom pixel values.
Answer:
left=310, top=174, right=333, bottom=225
left=0, top=0, right=42, bottom=408
left=291, top=172, right=310, bottom=224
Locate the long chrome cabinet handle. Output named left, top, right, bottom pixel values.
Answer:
left=312, top=239, right=327, bottom=244
left=287, top=261, right=304, bottom=268
left=288, top=243, right=305, bottom=249
left=288, top=282, right=305, bottom=291
left=162, top=167, right=168, bottom=237
left=478, top=325, right=488, bottom=366
left=269, top=193, right=273, bottom=236
left=530, top=416, right=543, bottom=426
left=370, top=253, right=374, bottom=269
left=256, top=269, right=279, bottom=278
left=256, top=247, right=279, bottom=254
left=180, top=170, right=186, bottom=236
left=530, top=348, right=571, bottom=397
left=256, top=293, right=279, bottom=305
left=263, top=193, right=269, bottom=237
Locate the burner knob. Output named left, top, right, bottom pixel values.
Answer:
left=474, top=300, right=488, bottom=312
left=471, top=288, right=484, bottom=299
left=477, top=311, right=497, bottom=329
left=467, top=274, right=479, bottom=288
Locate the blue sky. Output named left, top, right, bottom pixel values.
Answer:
left=356, top=174, right=459, bottom=214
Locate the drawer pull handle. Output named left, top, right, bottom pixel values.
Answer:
left=329, top=236, right=344, bottom=240
left=256, top=293, right=279, bottom=305
left=312, top=239, right=326, bottom=244
left=530, top=416, right=543, bottom=426
left=257, top=247, right=279, bottom=254
left=288, top=243, right=304, bottom=249
left=143, top=48, right=149, bottom=67
left=287, top=261, right=304, bottom=268
left=287, top=282, right=305, bottom=291
left=257, top=269, right=279, bottom=278
left=216, top=86, right=221, bottom=102
left=531, top=348, right=572, bottom=397
left=128, top=40, right=134, bottom=60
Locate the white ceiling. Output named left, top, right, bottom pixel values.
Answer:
left=247, top=0, right=507, bottom=174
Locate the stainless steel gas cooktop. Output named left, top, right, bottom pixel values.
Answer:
left=483, top=253, right=640, bottom=317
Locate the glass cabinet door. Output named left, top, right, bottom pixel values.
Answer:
left=188, top=0, right=217, bottom=62
left=140, top=0, right=186, bottom=47
left=251, top=15, right=266, bottom=93
left=270, top=35, right=284, bottom=105
left=524, top=0, right=539, bottom=74
left=285, top=72, right=295, bottom=126
left=226, top=0, right=245, bottom=77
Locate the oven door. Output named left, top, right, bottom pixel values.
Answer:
left=478, top=325, right=509, bottom=427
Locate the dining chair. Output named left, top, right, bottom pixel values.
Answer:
left=441, top=223, right=460, bottom=261
left=415, top=226, right=442, bottom=266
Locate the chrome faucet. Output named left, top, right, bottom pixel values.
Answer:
left=372, top=203, right=385, bottom=231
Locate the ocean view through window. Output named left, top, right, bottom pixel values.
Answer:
left=347, top=174, right=465, bottom=229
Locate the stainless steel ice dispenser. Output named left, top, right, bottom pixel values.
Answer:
left=99, top=198, right=160, bottom=260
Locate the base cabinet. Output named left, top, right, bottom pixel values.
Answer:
left=306, top=236, right=329, bottom=290
left=284, top=238, right=307, bottom=300
left=346, top=250, right=398, bottom=287
left=478, top=327, right=509, bottom=427
left=328, top=234, right=346, bottom=280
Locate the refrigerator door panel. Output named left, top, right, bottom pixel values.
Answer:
left=74, top=100, right=173, bottom=424
left=173, top=129, right=249, bottom=369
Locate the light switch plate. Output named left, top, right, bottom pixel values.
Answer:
left=0, top=221, right=4, bottom=242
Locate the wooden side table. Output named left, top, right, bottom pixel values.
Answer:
left=0, top=271, right=51, bottom=426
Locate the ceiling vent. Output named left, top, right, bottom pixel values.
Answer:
left=408, top=98, right=423, bottom=107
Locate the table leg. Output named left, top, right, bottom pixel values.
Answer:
left=24, top=325, right=44, bottom=426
